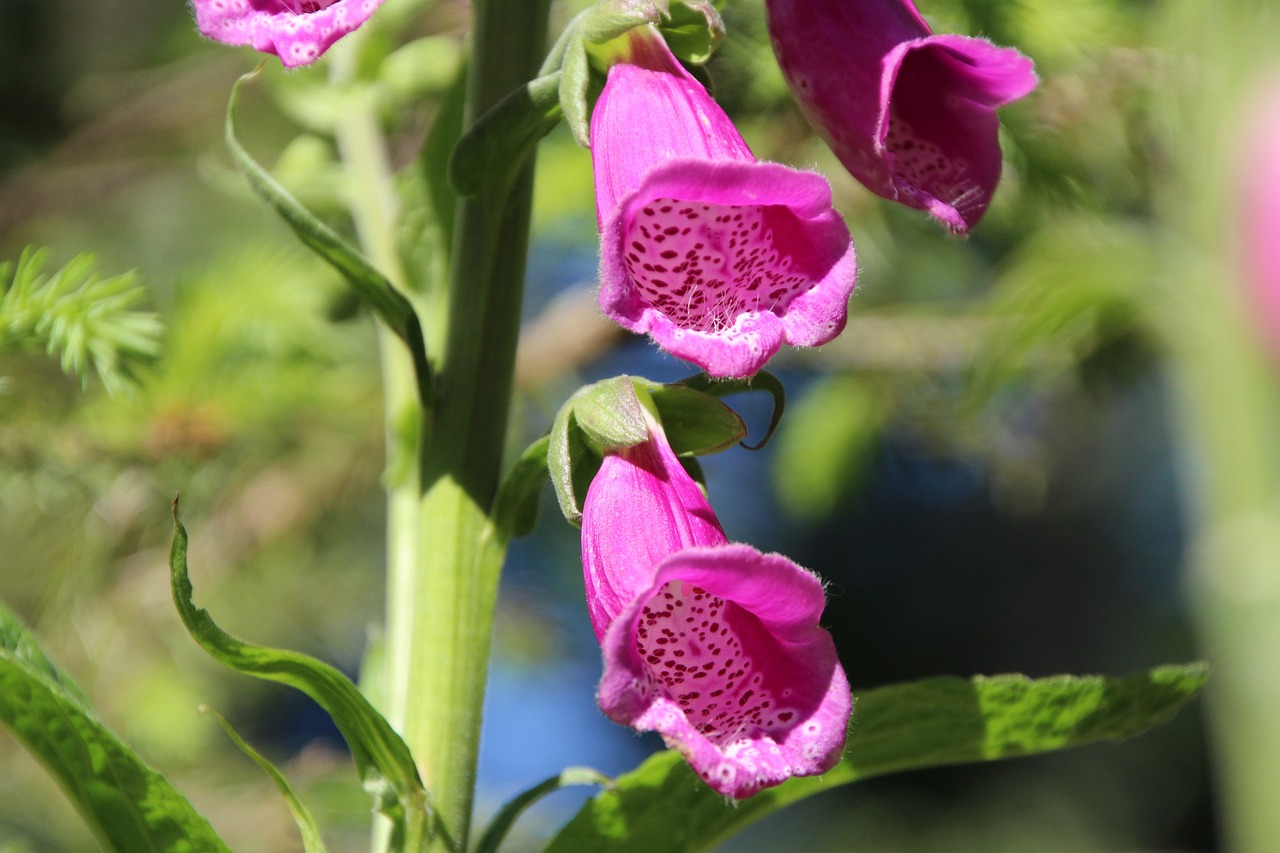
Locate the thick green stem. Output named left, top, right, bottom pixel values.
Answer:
left=397, top=1, right=552, bottom=849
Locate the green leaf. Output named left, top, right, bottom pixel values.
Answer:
left=472, top=767, right=611, bottom=853
left=422, top=60, right=468, bottom=244
left=547, top=0, right=725, bottom=146
left=677, top=370, right=787, bottom=450
left=450, top=73, right=563, bottom=198
left=492, top=434, right=552, bottom=539
left=0, top=599, right=229, bottom=853
left=168, top=500, right=432, bottom=851
left=400, top=58, right=466, bottom=293
left=225, top=70, right=429, bottom=384
left=578, top=0, right=669, bottom=44
left=546, top=664, right=1208, bottom=852
left=547, top=376, right=653, bottom=525
left=202, top=707, right=327, bottom=853
left=547, top=374, right=751, bottom=524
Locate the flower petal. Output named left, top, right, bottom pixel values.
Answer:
left=880, top=35, right=1038, bottom=231
left=1237, top=72, right=1280, bottom=355
left=765, top=0, right=1036, bottom=232
left=590, top=31, right=755, bottom=223
left=193, top=0, right=384, bottom=67
left=598, top=544, right=852, bottom=799
left=582, top=416, right=727, bottom=641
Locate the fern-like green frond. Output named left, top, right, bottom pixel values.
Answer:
left=0, top=247, right=162, bottom=395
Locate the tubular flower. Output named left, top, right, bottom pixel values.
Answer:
left=192, top=0, right=383, bottom=67
left=590, top=29, right=858, bottom=378
left=764, top=0, right=1037, bottom=233
left=582, top=415, right=852, bottom=798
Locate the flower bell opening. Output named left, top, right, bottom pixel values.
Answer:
left=598, top=545, right=852, bottom=799
left=592, top=29, right=857, bottom=378
left=765, top=0, right=1036, bottom=233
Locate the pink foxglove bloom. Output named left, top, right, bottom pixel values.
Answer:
left=193, top=0, right=383, bottom=67
left=765, top=0, right=1037, bottom=233
left=1237, top=74, right=1280, bottom=355
left=582, top=414, right=852, bottom=798
left=591, top=29, right=858, bottom=378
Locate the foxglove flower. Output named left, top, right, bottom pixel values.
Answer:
left=591, top=29, right=858, bottom=378
left=582, top=414, right=851, bottom=798
left=193, top=0, right=383, bottom=67
left=765, top=0, right=1037, bottom=233
left=1238, top=74, right=1280, bottom=355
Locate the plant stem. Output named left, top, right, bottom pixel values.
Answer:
left=398, top=0, right=551, bottom=849
left=327, top=35, right=425, bottom=850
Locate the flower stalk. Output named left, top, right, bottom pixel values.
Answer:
left=392, top=0, right=552, bottom=849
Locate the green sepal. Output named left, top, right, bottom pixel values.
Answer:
left=544, top=0, right=726, bottom=146
left=676, top=370, right=786, bottom=450
left=225, top=69, right=432, bottom=407
left=576, top=375, right=650, bottom=451
left=168, top=499, right=432, bottom=851
left=472, top=767, right=612, bottom=853
left=202, top=706, right=327, bottom=853
left=548, top=375, right=753, bottom=524
left=492, top=434, right=552, bottom=539
left=548, top=377, right=649, bottom=525
left=546, top=663, right=1208, bottom=852
left=634, top=379, right=746, bottom=455
left=577, top=0, right=723, bottom=51
left=549, top=401, right=602, bottom=528
left=559, top=35, right=594, bottom=147
left=0, top=599, right=230, bottom=853
left=657, top=1, right=725, bottom=65
left=450, top=72, right=564, bottom=198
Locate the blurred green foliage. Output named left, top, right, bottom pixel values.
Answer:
left=1, top=248, right=161, bottom=395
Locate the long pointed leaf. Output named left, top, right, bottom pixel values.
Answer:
left=0, top=600, right=229, bottom=852
left=472, top=767, right=611, bottom=853
left=225, top=68, right=431, bottom=407
left=546, top=664, right=1208, bottom=852
left=168, top=499, right=431, bottom=850
left=202, top=707, right=327, bottom=853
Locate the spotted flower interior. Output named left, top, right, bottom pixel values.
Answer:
left=623, top=199, right=819, bottom=335
left=636, top=581, right=811, bottom=745
left=598, top=544, right=851, bottom=800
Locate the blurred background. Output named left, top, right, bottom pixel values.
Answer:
left=3, top=0, right=1275, bottom=849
